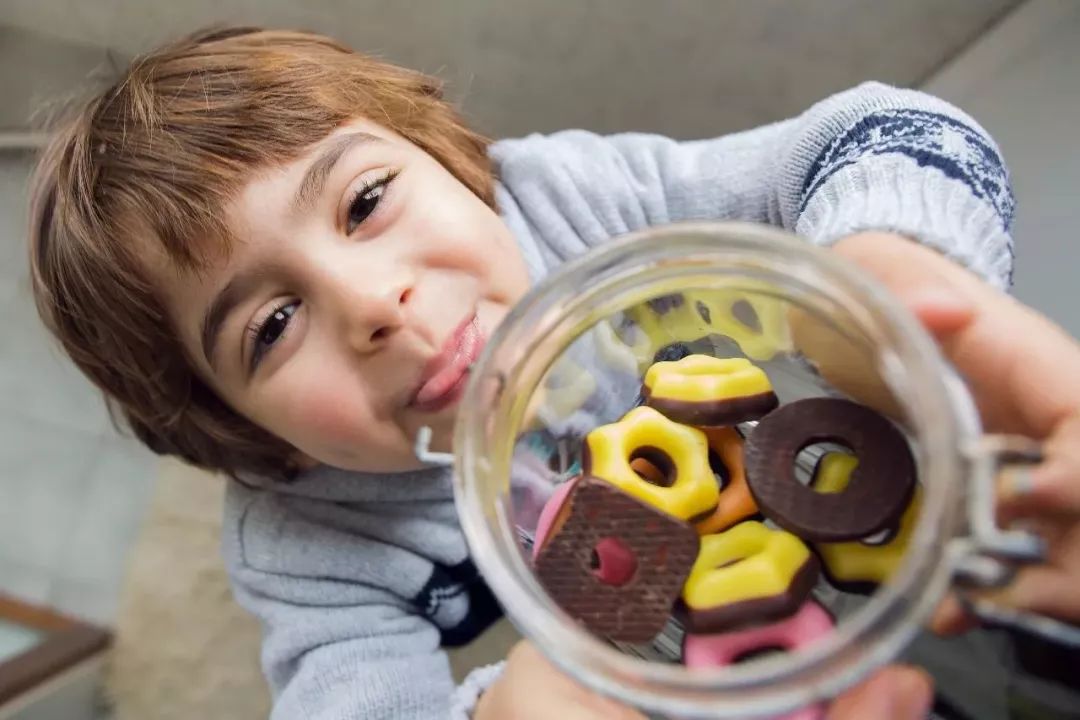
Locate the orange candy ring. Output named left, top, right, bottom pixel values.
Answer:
left=693, top=427, right=760, bottom=535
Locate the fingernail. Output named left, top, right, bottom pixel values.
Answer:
left=894, top=669, right=933, bottom=719
left=998, top=467, right=1037, bottom=500
left=899, top=286, right=975, bottom=335
left=902, top=285, right=970, bottom=310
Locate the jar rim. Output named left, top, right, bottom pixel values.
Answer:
left=454, top=222, right=977, bottom=717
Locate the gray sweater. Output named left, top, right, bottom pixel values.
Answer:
left=222, top=82, right=1014, bottom=719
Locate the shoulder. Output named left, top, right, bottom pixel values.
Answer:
left=220, top=479, right=290, bottom=576
left=491, top=129, right=678, bottom=187
left=220, top=477, right=461, bottom=603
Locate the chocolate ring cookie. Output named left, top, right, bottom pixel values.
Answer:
left=744, top=398, right=916, bottom=542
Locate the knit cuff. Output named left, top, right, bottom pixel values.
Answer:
left=795, top=152, right=1014, bottom=290
left=449, top=661, right=505, bottom=719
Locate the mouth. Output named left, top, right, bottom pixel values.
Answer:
left=410, top=315, right=483, bottom=413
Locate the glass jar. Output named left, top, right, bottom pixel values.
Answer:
left=450, top=222, right=1046, bottom=718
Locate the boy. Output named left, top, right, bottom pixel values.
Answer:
left=29, top=26, right=1022, bottom=719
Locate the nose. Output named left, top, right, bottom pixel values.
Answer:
left=327, top=267, right=414, bottom=353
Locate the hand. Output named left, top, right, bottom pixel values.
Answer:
left=474, top=641, right=646, bottom=720
left=478, top=641, right=931, bottom=719
left=833, top=232, right=1080, bottom=631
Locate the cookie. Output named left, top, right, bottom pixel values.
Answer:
left=583, top=406, right=719, bottom=523
left=810, top=452, right=922, bottom=593
left=679, top=521, right=819, bottom=633
left=643, top=355, right=778, bottom=426
left=533, top=477, right=701, bottom=643
left=744, top=398, right=916, bottom=542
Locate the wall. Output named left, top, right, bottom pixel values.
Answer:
left=925, top=0, right=1080, bottom=337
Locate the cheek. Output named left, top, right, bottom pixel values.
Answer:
left=287, top=383, right=364, bottom=447
left=409, top=169, right=526, bottom=295
left=254, top=366, right=387, bottom=462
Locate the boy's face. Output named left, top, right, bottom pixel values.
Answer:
left=158, top=120, right=530, bottom=472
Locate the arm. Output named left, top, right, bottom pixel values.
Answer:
left=493, top=82, right=1014, bottom=288
left=223, top=492, right=501, bottom=720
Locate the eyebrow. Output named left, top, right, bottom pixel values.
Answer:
left=292, top=131, right=382, bottom=214
left=200, top=266, right=268, bottom=370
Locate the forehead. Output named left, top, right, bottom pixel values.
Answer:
left=229, top=118, right=403, bottom=228
left=151, top=118, right=399, bottom=276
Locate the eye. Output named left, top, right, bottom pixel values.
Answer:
left=346, top=170, right=396, bottom=234
left=249, top=300, right=300, bottom=369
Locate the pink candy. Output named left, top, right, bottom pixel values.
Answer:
left=532, top=478, right=580, bottom=560
left=683, top=600, right=834, bottom=720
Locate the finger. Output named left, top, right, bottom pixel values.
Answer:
left=930, top=592, right=980, bottom=636
left=975, top=565, right=1080, bottom=624
left=826, top=665, right=933, bottom=720
left=566, top=700, right=648, bottom=720
left=832, top=233, right=1080, bottom=438
left=998, top=415, right=1080, bottom=520
left=999, top=465, right=1080, bottom=522
left=897, top=287, right=977, bottom=337
left=513, top=642, right=648, bottom=720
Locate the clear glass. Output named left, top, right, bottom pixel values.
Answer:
left=453, top=223, right=982, bottom=718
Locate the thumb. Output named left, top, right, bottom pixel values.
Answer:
left=831, top=232, right=978, bottom=337
left=827, top=666, right=934, bottom=720
left=833, top=232, right=1080, bottom=437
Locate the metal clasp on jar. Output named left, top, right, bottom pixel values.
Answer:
left=950, top=434, right=1080, bottom=646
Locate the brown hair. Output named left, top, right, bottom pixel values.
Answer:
left=29, top=27, right=495, bottom=481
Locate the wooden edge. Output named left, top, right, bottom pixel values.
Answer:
left=0, top=595, right=78, bottom=633
left=0, top=594, right=112, bottom=705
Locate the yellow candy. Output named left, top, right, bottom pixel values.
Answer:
left=644, top=355, right=772, bottom=403
left=688, top=287, right=791, bottom=362
left=523, top=357, right=598, bottom=433
left=583, top=406, right=718, bottom=522
left=624, top=285, right=791, bottom=367
left=592, top=320, right=644, bottom=378
left=812, top=452, right=921, bottom=589
left=682, top=522, right=815, bottom=612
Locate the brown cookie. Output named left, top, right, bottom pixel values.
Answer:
left=744, top=397, right=916, bottom=542
left=533, top=477, right=700, bottom=643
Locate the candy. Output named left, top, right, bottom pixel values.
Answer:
left=810, top=452, right=922, bottom=593
left=625, top=287, right=791, bottom=365
left=533, top=478, right=700, bottom=643
left=531, top=476, right=581, bottom=560
left=683, top=599, right=834, bottom=667
left=527, top=358, right=597, bottom=430
left=744, top=398, right=916, bottom=542
left=679, top=521, right=819, bottom=633
left=683, top=600, right=833, bottom=720
left=524, top=347, right=920, bottom=700
left=583, top=406, right=719, bottom=523
left=643, top=355, right=778, bottom=427
left=693, top=427, right=760, bottom=535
